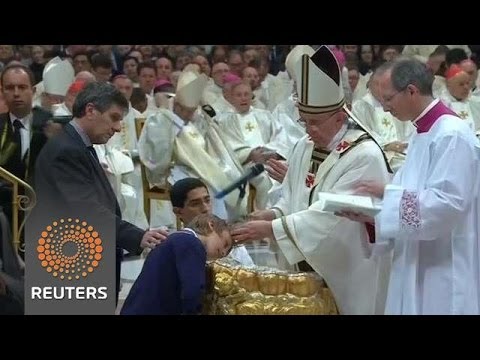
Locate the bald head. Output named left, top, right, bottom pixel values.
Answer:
left=230, top=82, right=253, bottom=114
left=241, top=66, right=260, bottom=90
left=460, top=59, right=478, bottom=90
left=369, top=62, right=395, bottom=102
left=75, top=71, right=96, bottom=83
left=112, top=75, right=134, bottom=101
left=193, top=55, right=211, bottom=76
left=211, top=62, right=230, bottom=87
left=367, top=71, right=383, bottom=102
left=243, top=49, right=260, bottom=66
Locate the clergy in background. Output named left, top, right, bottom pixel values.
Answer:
left=138, top=70, right=251, bottom=223
left=439, top=64, right=480, bottom=133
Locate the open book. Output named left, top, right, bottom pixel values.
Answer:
left=319, top=192, right=382, bottom=217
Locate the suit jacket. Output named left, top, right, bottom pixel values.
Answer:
left=0, top=107, right=52, bottom=184
left=121, top=230, right=206, bottom=315
left=33, top=123, right=144, bottom=298
left=0, top=107, right=52, bottom=241
left=0, top=207, right=23, bottom=315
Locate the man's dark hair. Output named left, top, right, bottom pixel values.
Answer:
left=137, top=61, right=157, bottom=76
left=430, top=45, right=450, bottom=57
left=90, top=53, right=113, bottom=70
left=123, top=55, right=139, bottom=65
left=170, top=178, right=208, bottom=208
left=247, top=58, right=261, bottom=69
left=72, top=82, right=128, bottom=118
left=446, top=48, right=468, bottom=67
left=73, top=51, right=92, bottom=63
left=130, top=87, right=147, bottom=105
left=0, top=63, right=35, bottom=87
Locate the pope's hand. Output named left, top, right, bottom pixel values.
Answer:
left=266, top=158, right=288, bottom=183
left=231, top=220, right=274, bottom=244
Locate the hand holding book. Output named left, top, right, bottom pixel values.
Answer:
left=319, top=180, right=386, bottom=223
left=334, top=209, right=376, bottom=225
left=319, top=192, right=381, bottom=218
left=354, top=180, right=386, bottom=199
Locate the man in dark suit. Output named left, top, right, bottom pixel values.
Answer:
left=33, top=82, right=168, bottom=303
left=0, top=63, right=56, bottom=183
left=0, top=63, right=58, bottom=255
left=0, top=206, right=23, bottom=315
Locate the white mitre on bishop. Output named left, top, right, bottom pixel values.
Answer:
left=175, top=70, right=209, bottom=109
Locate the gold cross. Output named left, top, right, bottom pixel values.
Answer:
left=382, top=118, right=391, bottom=127
left=458, top=111, right=469, bottom=119
left=245, top=122, right=256, bottom=132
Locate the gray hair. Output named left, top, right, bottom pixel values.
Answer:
left=373, top=60, right=395, bottom=78
left=72, top=82, right=128, bottom=118
left=367, top=61, right=395, bottom=89
left=390, top=58, right=433, bottom=96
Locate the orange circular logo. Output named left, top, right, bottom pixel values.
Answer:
left=37, top=218, right=103, bottom=280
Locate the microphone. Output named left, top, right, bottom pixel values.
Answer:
left=215, top=164, right=265, bottom=199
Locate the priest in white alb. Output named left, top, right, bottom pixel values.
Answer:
left=339, top=58, right=480, bottom=315
left=217, top=81, right=289, bottom=209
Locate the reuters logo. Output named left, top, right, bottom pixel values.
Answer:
left=37, top=218, right=103, bottom=280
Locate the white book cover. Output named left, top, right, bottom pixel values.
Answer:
left=319, top=192, right=382, bottom=217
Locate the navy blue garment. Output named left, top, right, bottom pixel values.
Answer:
left=121, top=230, right=207, bottom=315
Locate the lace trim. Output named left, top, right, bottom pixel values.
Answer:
left=400, top=190, right=420, bottom=229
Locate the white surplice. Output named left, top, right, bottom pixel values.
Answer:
left=374, top=99, right=480, bottom=315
